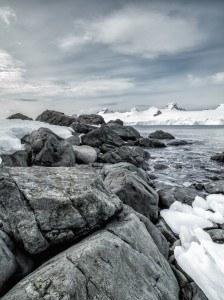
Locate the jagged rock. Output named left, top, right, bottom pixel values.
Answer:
left=99, top=146, right=149, bottom=170
left=77, top=114, right=105, bottom=125
left=104, top=168, right=159, bottom=222
left=66, top=134, right=80, bottom=146
left=102, top=162, right=152, bottom=185
left=7, top=113, right=33, bottom=121
left=22, top=127, right=76, bottom=167
left=136, top=137, right=166, bottom=148
left=156, top=219, right=178, bottom=243
left=211, top=152, right=224, bottom=162
left=1, top=209, right=179, bottom=300
left=36, top=110, right=76, bottom=126
left=180, top=282, right=208, bottom=300
left=168, top=140, right=192, bottom=146
left=1, top=151, right=28, bottom=167
left=0, top=166, right=122, bottom=255
left=107, top=119, right=123, bottom=125
left=106, top=123, right=140, bottom=141
left=149, top=130, right=175, bottom=140
left=154, top=181, right=207, bottom=208
left=71, top=121, right=95, bottom=134
left=82, top=126, right=124, bottom=148
left=0, top=230, right=33, bottom=295
left=73, top=145, right=97, bottom=164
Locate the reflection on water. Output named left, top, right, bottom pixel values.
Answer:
left=135, top=125, right=224, bottom=184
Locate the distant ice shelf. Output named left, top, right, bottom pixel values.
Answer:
left=98, top=102, right=224, bottom=125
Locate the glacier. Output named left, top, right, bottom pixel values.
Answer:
left=98, top=103, right=224, bottom=125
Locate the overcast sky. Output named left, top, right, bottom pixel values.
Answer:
left=0, top=0, right=224, bottom=117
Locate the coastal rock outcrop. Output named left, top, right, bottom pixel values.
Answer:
left=1, top=150, right=28, bottom=167
left=77, top=114, right=105, bottom=125
left=104, top=168, right=159, bottom=222
left=22, top=127, right=76, bottom=166
left=149, top=130, right=175, bottom=140
left=99, top=146, right=150, bottom=170
left=36, top=110, right=76, bottom=126
left=106, top=123, right=141, bottom=141
left=1, top=208, right=179, bottom=300
left=7, top=113, right=33, bottom=121
left=135, top=137, right=166, bottom=148
left=0, top=166, right=122, bottom=255
left=211, top=151, right=224, bottom=162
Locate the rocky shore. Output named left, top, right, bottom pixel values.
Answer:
left=0, top=110, right=223, bottom=299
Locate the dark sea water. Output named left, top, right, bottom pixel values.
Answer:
left=134, top=125, right=224, bottom=185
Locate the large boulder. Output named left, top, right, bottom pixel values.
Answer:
left=211, top=152, right=224, bottom=162
left=1, top=209, right=179, bottom=300
left=1, top=151, right=28, bottom=167
left=149, top=130, right=175, bottom=139
left=0, top=166, right=122, bottom=255
left=107, top=119, right=123, bottom=125
left=78, top=114, right=105, bottom=125
left=22, top=127, right=76, bottom=167
left=99, top=146, right=150, bottom=170
left=73, top=145, right=97, bottom=164
left=168, top=140, right=192, bottom=146
left=7, top=113, right=33, bottom=121
left=71, top=121, right=95, bottom=134
left=102, top=162, right=152, bottom=185
left=136, top=137, right=166, bottom=148
left=106, top=123, right=140, bottom=141
left=36, top=110, right=76, bottom=126
left=104, top=168, right=159, bottom=222
left=82, top=126, right=124, bottom=148
left=154, top=181, right=207, bottom=208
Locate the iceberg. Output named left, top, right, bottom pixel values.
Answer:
left=161, top=194, right=224, bottom=300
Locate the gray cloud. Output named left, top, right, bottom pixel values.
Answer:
left=0, top=0, right=224, bottom=118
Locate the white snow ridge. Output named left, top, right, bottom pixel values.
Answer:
left=161, top=194, right=224, bottom=300
left=98, top=103, right=224, bottom=125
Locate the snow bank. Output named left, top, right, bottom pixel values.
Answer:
left=161, top=194, right=224, bottom=299
left=99, top=103, right=224, bottom=125
left=0, top=119, right=73, bottom=157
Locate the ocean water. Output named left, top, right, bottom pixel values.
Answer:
left=135, top=125, right=224, bottom=185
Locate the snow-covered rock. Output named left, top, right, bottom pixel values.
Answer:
left=0, top=119, right=73, bottom=158
left=164, top=102, right=185, bottom=111
left=216, top=104, right=224, bottom=110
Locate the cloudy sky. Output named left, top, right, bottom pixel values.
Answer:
left=0, top=0, right=224, bottom=117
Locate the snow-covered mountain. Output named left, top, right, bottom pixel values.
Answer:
left=98, top=103, right=224, bottom=125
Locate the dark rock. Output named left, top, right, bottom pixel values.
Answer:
left=204, top=182, right=224, bottom=194
left=0, top=166, right=122, bottom=255
left=77, top=114, right=105, bottom=125
left=180, top=282, right=208, bottom=300
left=106, top=123, right=140, bottom=141
left=102, top=162, right=152, bottom=185
left=207, top=229, right=224, bottom=243
left=171, top=264, right=189, bottom=289
left=136, top=137, right=166, bottom=148
left=168, top=140, right=192, bottom=146
left=128, top=207, right=169, bottom=258
left=36, top=110, right=76, bottom=126
left=149, top=130, right=175, bottom=140
left=154, top=181, right=207, bottom=208
left=82, top=126, right=124, bottom=148
left=7, top=113, right=33, bottom=121
left=107, top=119, right=123, bottom=125
left=71, top=121, right=95, bottom=134
left=73, top=145, right=97, bottom=164
left=0, top=230, right=33, bottom=295
left=66, top=134, right=80, bottom=146
left=99, top=143, right=117, bottom=153
left=2, top=209, right=179, bottom=300
left=22, top=127, right=76, bottom=167
left=211, top=152, right=224, bottom=162
left=104, top=168, right=159, bottom=222
left=1, top=151, right=28, bottom=167
left=156, top=219, right=178, bottom=243
left=154, top=163, right=169, bottom=170
left=99, top=146, right=149, bottom=170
